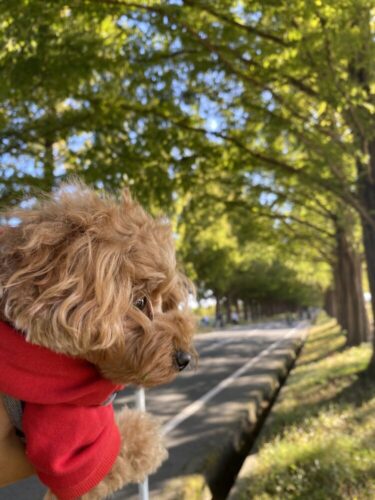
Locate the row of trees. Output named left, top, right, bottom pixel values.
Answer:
left=177, top=185, right=322, bottom=321
left=0, top=1, right=374, bottom=373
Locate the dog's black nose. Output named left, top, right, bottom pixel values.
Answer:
left=175, top=351, right=191, bottom=371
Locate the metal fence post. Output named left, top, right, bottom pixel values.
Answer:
left=135, top=388, right=149, bottom=500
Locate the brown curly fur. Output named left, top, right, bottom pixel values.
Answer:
left=0, top=181, right=196, bottom=498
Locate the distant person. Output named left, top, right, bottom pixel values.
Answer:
left=231, top=311, right=239, bottom=325
left=215, top=311, right=224, bottom=328
left=201, top=316, right=210, bottom=327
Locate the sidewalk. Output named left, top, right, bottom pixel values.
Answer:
left=228, top=318, right=375, bottom=499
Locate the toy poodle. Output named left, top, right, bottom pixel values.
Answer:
left=0, top=181, right=196, bottom=499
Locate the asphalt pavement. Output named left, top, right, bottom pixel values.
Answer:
left=0, top=321, right=307, bottom=500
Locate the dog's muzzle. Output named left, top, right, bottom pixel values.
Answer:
left=175, top=351, right=191, bottom=371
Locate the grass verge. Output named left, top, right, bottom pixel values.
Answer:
left=234, top=316, right=375, bottom=499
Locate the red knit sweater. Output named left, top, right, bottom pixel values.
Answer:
left=0, top=321, right=124, bottom=500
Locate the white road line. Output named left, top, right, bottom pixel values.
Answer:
left=162, top=325, right=302, bottom=436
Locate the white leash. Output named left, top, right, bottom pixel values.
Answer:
left=135, top=388, right=149, bottom=500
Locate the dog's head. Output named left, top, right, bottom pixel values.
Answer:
left=0, top=182, right=196, bottom=387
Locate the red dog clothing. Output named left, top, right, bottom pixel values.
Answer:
left=0, top=320, right=124, bottom=499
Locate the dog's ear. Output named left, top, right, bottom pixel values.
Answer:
left=0, top=186, right=134, bottom=356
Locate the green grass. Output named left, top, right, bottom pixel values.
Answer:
left=236, top=316, right=375, bottom=500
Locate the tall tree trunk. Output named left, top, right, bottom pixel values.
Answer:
left=215, top=294, right=221, bottom=318
left=357, top=145, right=375, bottom=374
left=243, top=301, right=248, bottom=321
left=334, top=225, right=370, bottom=346
left=347, top=18, right=375, bottom=371
left=244, top=301, right=252, bottom=322
left=225, top=296, right=231, bottom=324
left=324, top=287, right=338, bottom=320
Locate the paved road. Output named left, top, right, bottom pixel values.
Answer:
left=0, top=321, right=307, bottom=500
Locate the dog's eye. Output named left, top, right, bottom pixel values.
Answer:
left=135, top=297, right=147, bottom=311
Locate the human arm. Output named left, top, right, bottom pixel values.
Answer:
left=0, top=395, right=35, bottom=487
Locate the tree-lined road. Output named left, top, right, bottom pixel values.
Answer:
left=0, top=321, right=307, bottom=500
